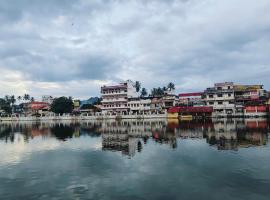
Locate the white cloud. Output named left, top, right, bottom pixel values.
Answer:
left=0, top=0, right=270, bottom=98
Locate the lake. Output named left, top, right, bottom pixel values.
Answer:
left=0, top=119, right=270, bottom=200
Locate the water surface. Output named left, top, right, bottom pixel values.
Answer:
left=0, top=119, right=270, bottom=200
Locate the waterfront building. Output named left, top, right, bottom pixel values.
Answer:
left=178, top=92, right=205, bottom=106
left=149, top=95, right=179, bottom=113
left=244, top=105, right=268, bottom=117
left=161, top=94, right=179, bottom=110
left=202, top=82, right=268, bottom=117
left=202, top=82, right=236, bottom=117
left=168, top=106, right=213, bottom=119
left=100, top=80, right=139, bottom=114
left=150, top=97, right=163, bottom=113
left=23, top=102, right=50, bottom=116
left=80, top=104, right=101, bottom=114
left=234, top=84, right=266, bottom=104
left=128, top=97, right=151, bottom=114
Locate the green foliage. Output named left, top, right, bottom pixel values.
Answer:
left=151, top=87, right=165, bottom=97
left=23, top=94, right=30, bottom=101
left=135, top=81, right=141, bottom=92
left=0, top=98, right=12, bottom=114
left=51, top=97, right=74, bottom=114
left=167, top=82, right=175, bottom=91
left=141, top=88, right=147, bottom=97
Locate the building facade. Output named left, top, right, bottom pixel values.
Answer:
left=178, top=92, right=205, bottom=107
left=202, top=82, right=268, bottom=117
left=202, top=82, right=235, bottom=117
left=101, top=80, right=139, bottom=114
left=128, top=98, right=151, bottom=114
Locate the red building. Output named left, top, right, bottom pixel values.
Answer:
left=168, top=106, right=213, bottom=117
left=31, top=102, right=49, bottom=110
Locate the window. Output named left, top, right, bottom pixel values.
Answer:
left=228, top=93, right=232, bottom=97
left=209, top=95, right=214, bottom=98
left=218, top=101, right=223, bottom=105
left=209, top=102, right=214, bottom=105
left=217, top=87, right=222, bottom=90
left=217, top=94, right=223, bottom=97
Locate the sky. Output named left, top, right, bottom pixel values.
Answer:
left=0, top=0, right=270, bottom=100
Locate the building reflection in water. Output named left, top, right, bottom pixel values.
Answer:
left=0, top=118, right=269, bottom=157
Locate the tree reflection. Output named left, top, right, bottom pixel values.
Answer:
left=50, top=124, right=75, bottom=141
left=0, top=118, right=269, bottom=156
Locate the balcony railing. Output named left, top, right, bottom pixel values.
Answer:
left=204, top=88, right=234, bottom=93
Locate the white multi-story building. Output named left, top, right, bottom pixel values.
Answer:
left=101, top=80, right=139, bottom=114
left=202, top=82, right=236, bottom=117
left=128, top=98, right=151, bottom=114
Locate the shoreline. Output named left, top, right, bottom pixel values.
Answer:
left=0, top=113, right=269, bottom=122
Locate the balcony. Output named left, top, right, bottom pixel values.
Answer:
left=204, top=88, right=234, bottom=94
left=101, top=98, right=127, bottom=103
left=101, top=91, right=128, bottom=96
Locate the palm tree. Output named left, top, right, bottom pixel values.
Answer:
left=30, top=97, right=35, bottom=102
left=135, top=81, right=141, bottom=92
left=151, top=88, right=157, bottom=96
left=4, top=95, right=10, bottom=103
left=162, top=86, right=167, bottom=92
left=23, top=94, right=30, bottom=102
left=10, top=95, right=16, bottom=105
left=141, top=88, right=147, bottom=97
left=167, top=82, right=175, bottom=91
left=17, top=96, right=22, bottom=101
left=157, top=87, right=164, bottom=96
left=9, top=95, right=16, bottom=114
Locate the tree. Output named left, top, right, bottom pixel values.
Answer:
left=167, top=82, right=175, bottom=91
left=10, top=95, right=16, bottom=105
left=0, top=98, right=12, bottom=114
left=162, top=86, right=167, bottom=92
left=4, top=95, right=10, bottom=103
left=30, top=97, right=35, bottom=102
left=141, top=88, right=147, bottom=97
left=151, top=88, right=158, bottom=96
left=157, top=87, right=164, bottom=96
left=135, top=81, right=141, bottom=92
left=50, top=97, right=74, bottom=115
left=17, top=96, right=22, bottom=101
left=51, top=124, right=74, bottom=140
left=23, top=94, right=30, bottom=102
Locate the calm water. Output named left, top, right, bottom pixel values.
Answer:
left=0, top=119, right=270, bottom=200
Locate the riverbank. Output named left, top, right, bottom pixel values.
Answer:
left=1, top=113, right=269, bottom=122
left=0, top=113, right=168, bottom=122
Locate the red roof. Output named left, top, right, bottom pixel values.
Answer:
left=168, top=107, right=180, bottom=113
left=31, top=102, right=49, bottom=110
left=179, top=92, right=203, bottom=97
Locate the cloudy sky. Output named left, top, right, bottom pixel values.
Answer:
left=0, top=0, right=270, bottom=99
